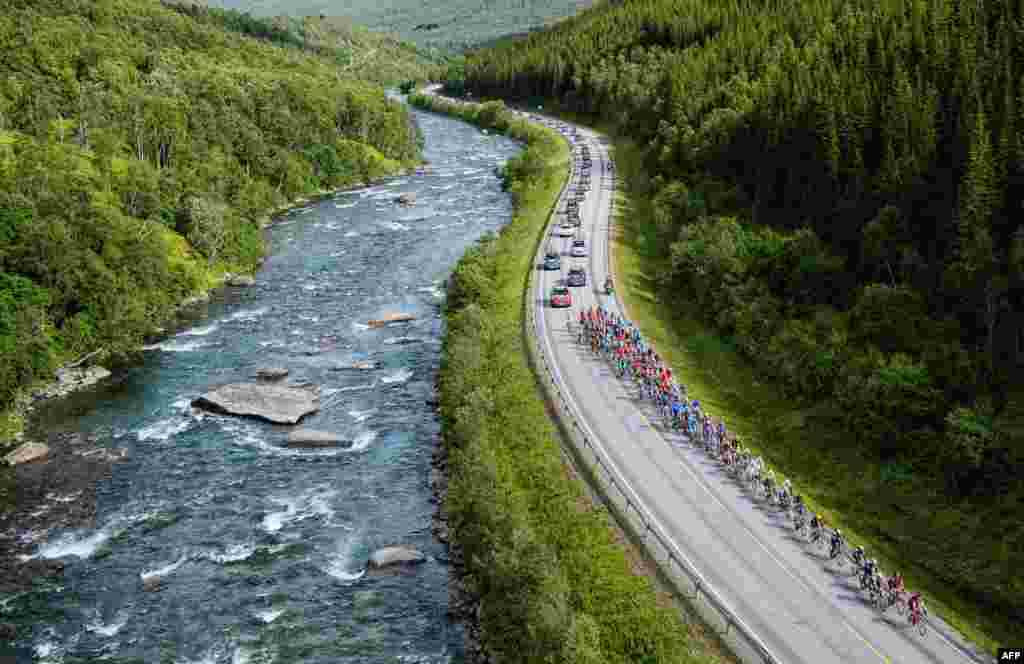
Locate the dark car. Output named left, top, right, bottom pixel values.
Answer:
left=543, top=249, right=561, bottom=270
left=566, top=267, right=587, bottom=287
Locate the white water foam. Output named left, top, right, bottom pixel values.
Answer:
left=141, top=554, right=189, bottom=581
left=383, top=336, right=423, bottom=346
left=348, top=429, right=378, bottom=452
left=180, top=323, right=219, bottom=336
left=333, top=382, right=376, bottom=392
left=33, top=634, right=61, bottom=662
left=85, top=610, right=128, bottom=637
left=254, top=608, right=286, bottom=623
left=381, top=368, right=413, bottom=384
left=334, top=202, right=357, bottom=209
left=344, top=231, right=359, bottom=238
left=137, top=417, right=191, bottom=442
left=380, top=221, right=410, bottom=232
left=30, top=529, right=112, bottom=560
left=202, top=542, right=256, bottom=564
left=351, top=321, right=370, bottom=332
left=324, top=536, right=365, bottom=583
left=142, top=339, right=211, bottom=353
left=347, top=408, right=377, bottom=423
left=262, top=488, right=338, bottom=533
left=226, top=307, right=268, bottom=323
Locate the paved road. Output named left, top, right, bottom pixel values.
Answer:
left=517, top=114, right=982, bottom=664
left=418, top=85, right=986, bottom=664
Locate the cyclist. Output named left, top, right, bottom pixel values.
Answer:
left=762, top=469, right=775, bottom=502
left=809, top=513, right=823, bottom=545
left=829, top=529, right=844, bottom=559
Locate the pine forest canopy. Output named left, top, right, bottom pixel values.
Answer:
left=461, top=0, right=1024, bottom=645
left=0, top=0, right=427, bottom=410
left=206, top=0, right=596, bottom=50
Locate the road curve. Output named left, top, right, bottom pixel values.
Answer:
left=417, top=86, right=985, bottom=664
left=515, top=114, right=980, bottom=663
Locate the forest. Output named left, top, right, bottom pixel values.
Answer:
left=209, top=0, right=596, bottom=51
left=0, top=0, right=427, bottom=412
left=459, top=0, right=1024, bottom=647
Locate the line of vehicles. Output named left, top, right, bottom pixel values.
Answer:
left=547, top=127, right=593, bottom=309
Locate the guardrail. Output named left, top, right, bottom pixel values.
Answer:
left=522, top=127, right=782, bottom=664
left=417, top=90, right=990, bottom=664
left=544, top=127, right=989, bottom=664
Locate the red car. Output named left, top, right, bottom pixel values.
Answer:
left=550, top=285, right=572, bottom=308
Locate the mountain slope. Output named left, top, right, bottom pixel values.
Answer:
left=0, top=0, right=422, bottom=418
left=208, top=0, right=596, bottom=50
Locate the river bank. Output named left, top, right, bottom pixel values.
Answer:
left=0, top=166, right=418, bottom=452
left=2, top=105, right=517, bottom=660
left=411, top=90, right=726, bottom=662
left=0, top=167, right=420, bottom=648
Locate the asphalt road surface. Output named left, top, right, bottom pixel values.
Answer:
left=516, top=111, right=984, bottom=664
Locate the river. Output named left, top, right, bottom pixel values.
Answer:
left=4, top=106, right=521, bottom=663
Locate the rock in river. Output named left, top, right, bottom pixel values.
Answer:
left=255, top=367, right=289, bottom=381
left=367, top=546, right=426, bottom=570
left=191, top=383, right=319, bottom=425
left=5, top=442, right=49, bottom=466
left=367, top=312, right=416, bottom=328
left=286, top=429, right=347, bottom=447
left=396, top=192, right=416, bottom=206
left=226, top=273, right=256, bottom=287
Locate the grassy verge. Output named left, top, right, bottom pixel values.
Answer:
left=413, top=93, right=727, bottom=663
left=606, top=135, right=1010, bottom=656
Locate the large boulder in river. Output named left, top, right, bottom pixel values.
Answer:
left=191, top=383, right=319, bottom=425
left=367, top=546, right=426, bottom=570
left=287, top=429, right=347, bottom=447
left=4, top=442, right=49, bottom=466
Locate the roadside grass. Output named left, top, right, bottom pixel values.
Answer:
left=608, top=135, right=1015, bottom=657
left=415, top=93, right=729, bottom=662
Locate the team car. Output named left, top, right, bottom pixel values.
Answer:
left=566, top=267, right=587, bottom=287
left=550, top=285, right=572, bottom=308
left=543, top=249, right=561, bottom=270
left=571, top=239, right=588, bottom=257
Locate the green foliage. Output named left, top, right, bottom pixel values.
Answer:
left=210, top=0, right=594, bottom=51
left=0, top=0, right=423, bottom=414
left=424, top=95, right=709, bottom=663
left=0, top=272, right=54, bottom=403
left=461, top=0, right=1024, bottom=642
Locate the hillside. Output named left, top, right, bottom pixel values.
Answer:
left=460, top=0, right=1024, bottom=651
left=189, top=6, right=449, bottom=84
left=208, top=0, right=595, bottom=50
left=0, top=0, right=425, bottom=427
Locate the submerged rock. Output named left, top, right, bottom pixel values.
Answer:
left=191, top=383, right=319, bottom=425
left=142, top=576, right=163, bottom=592
left=367, top=546, right=426, bottom=570
left=286, top=429, right=347, bottom=447
left=255, top=367, right=289, bottom=381
left=4, top=442, right=49, bottom=466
